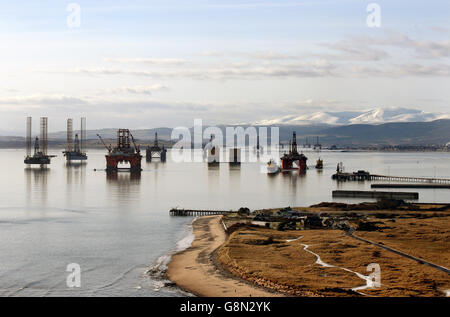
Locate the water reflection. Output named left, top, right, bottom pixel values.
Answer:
left=65, top=161, right=87, bottom=168
left=106, top=171, right=141, bottom=182
left=228, top=164, right=241, bottom=172
left=65, top=162, right=86, bottom=186
left=24, top=167, right=49, bottom=205
left=148, top=162, right=161, bottom=170
left=207, top=164, right=220, bottom=198
left=281, top=171, right=298, bottom=189
left=227, top=164, right=242, bottom=194
left=106, top=172, right=142, bottom=207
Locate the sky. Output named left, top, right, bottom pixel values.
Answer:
left=0, top=0, right=449, bottom=133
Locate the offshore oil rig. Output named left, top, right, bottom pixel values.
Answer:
left=313, top=136, right=322, bottom=151
left=24, top=117, right=56, bottom=166
left=280, top=131, right=308, bottom=172
left=205, top=134, right=220, bottom=165
left=97, top=129, right=142, bottom=172
left=303, top=137, right=311, bottom=148
left=146, top=132, right=167, bottom=162
left=63, top=118, right=87, bottom=162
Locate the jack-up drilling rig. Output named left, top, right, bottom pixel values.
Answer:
left=24, top=117, right=56, bottom=166
left=63, top=117, right=87, bottom=161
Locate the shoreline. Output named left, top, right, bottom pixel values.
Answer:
left=166, top=215, right=281, bottom=297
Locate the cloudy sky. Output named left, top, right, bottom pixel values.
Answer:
left=0, top=0, right=449, bottom=133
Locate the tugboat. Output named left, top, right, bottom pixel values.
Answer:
left=315, top=157, right=323, bottom=169
left=267, top=159, right=280, bottom=174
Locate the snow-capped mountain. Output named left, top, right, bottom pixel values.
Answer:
left=254, top=108, right=449, bottom=126
left=348, top=108, right=447, bottom=124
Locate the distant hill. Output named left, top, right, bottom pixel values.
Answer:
left=314, top=119, right=450, bottom=146
left=48, top=127, right=174, bottom=140
left=1, top=120, right=449, bottom=148
left=253, top=107, right=449, bottom=125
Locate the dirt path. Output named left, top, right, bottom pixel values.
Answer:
left=348, top=232, right=450, bottom=274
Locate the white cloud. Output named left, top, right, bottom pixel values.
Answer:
left=0, top=95, right=87, bottom=106
left=45, top=31, right=450, bottom=82
left=349, top=32, right=450, bottom=59
left=59, top=60, right=336, bottom=80
left=108, top=85, right=169, bottom=95
left=57, top=58, right=450, bottom=80
left=104, top=57, right=186, bottom=65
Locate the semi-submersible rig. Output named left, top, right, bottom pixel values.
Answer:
left=280, top=131, right=308, bottom=172
left=97, top=129, right=142, bottom=172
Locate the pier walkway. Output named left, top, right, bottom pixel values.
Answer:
left=333, top=171, right=450, bottom=184
left=370, top=174, right=450, bottom=184
left=372, top=183, right=450, bottom=189
left=169, top=208, right=231, bottom=216
left=333, top=190, right=419, bottom=200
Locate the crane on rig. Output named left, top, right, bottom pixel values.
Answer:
left=130, top=132, right=140, bottom=152
left=97, top=134, right=112, bottom=152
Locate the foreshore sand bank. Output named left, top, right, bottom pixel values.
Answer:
left=167, top=215, right=280, bottom=297
left=167, top=205, right=450, bottom=297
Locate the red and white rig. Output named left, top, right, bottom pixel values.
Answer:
left=97, top=129, right=142, bottom=172
left=280, top=131, right=308, bottom=172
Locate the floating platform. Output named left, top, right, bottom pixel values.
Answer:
left=169, top=208, right=230, bottom=216
left=332, top=190, right=419, bottom=200
left=372, top=183, right=450, bottom=189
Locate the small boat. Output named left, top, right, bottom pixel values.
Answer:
left=267, top=159, right=280, bottom=174
left=315, top=158, right=323, bottom=169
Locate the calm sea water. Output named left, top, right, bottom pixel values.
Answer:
left=0, top=148, right=449, bottom=296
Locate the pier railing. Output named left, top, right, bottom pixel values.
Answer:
left=169, top=208, right=231, bottom=216
left=332, top=172, right=450, bottom=184
left=370, top=174, right=450, bottom=184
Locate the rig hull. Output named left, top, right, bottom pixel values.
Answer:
left=105, top=153, right=142, bottom=172
left=64, top=151, right=88, bottom=161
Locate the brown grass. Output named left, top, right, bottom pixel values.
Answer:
left=216, top=214, right=450, bottom=297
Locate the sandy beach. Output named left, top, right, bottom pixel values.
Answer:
left=166, top=215, right=280, bottom=297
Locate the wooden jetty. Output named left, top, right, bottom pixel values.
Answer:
left=332, top=190, right=419, bottom=200
left=372, top=183, right=450, bottom=189
left=332, top=171, right=450, bottom=184
left=169, top=208, right=231, bottom=216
